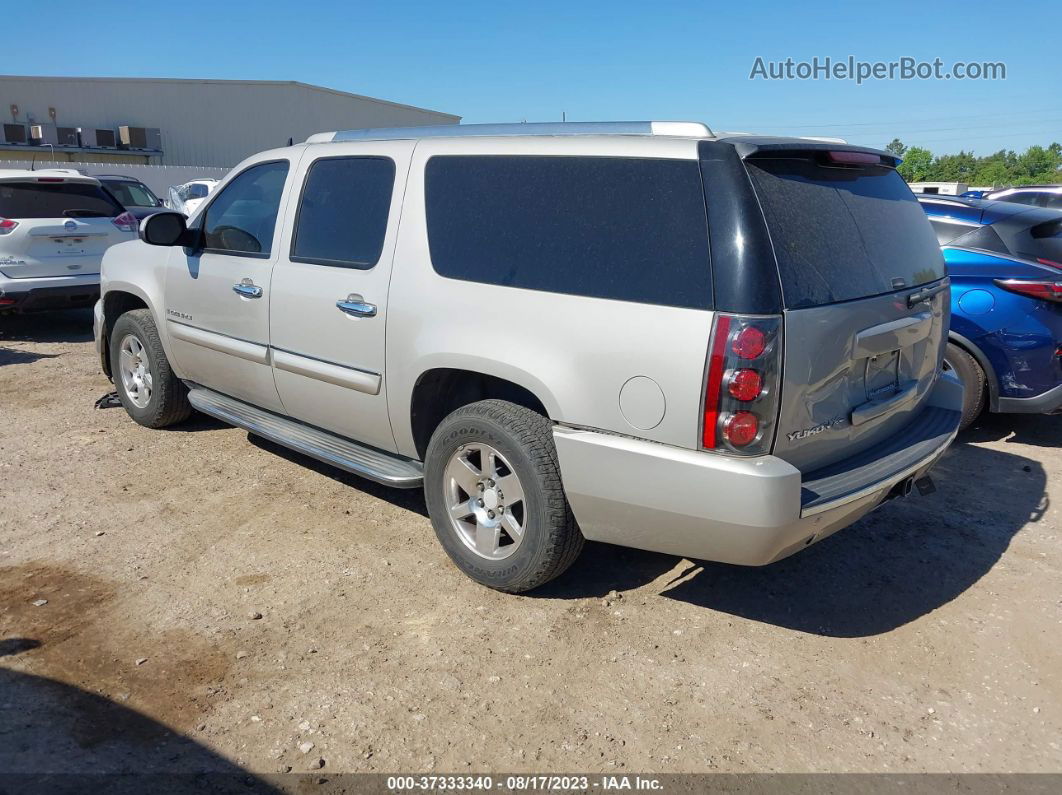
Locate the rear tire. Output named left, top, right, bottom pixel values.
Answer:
left=110, top=309, right=192, bottom=429
left=944, top=342, right=986, bottom=430
left=424, top=399, right=584, bottom=593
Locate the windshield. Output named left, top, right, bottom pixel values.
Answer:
left=0, top=181, right=124, bottom=219
left=745, top=155, right=945, bottom=308
left=103, top=179, right=159, bottom=207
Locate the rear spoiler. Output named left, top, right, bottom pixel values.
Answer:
left=719, top=137, right=900, bottom=168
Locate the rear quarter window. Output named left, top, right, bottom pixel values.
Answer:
left=424, top=155, right=712, bottom=309
left=745, top=156, right=945, bottom=308
left=0, top=181, right=124, bottom=219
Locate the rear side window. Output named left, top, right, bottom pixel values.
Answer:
left=0, top=181, right=124, bottom=219
left=745, top=157, right=945, bottom=308
left=929, top=218, right=979, bottom=246
left=425, top=155, right=711, bottom=309
left=203, top=161, right=288, bottom=256
left=104, top=180, right=159, bottom=207
left=945, top=223, right=1009, bottom=255
left=291, top=156, right=395, bottom=268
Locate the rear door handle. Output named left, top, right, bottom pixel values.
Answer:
left=336, top=294, right=377, bottom=317
left=232, top=278, right=263, bottom=299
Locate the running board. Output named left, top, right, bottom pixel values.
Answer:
left=186, top=386, right=423, bottom=488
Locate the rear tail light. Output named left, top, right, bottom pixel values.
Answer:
left=0, top=295, right=16, bottom=306
left=994, top=279, right=1062, bottom=303
left=0, top=218, right=18, bottom=235
left=701, top=313, right=782, bottom=455
left=112, top=211, right=137, bottom=233
left=727, top=368, right=763, bottom=401
left=1036, top=257, right=1062, bottom=269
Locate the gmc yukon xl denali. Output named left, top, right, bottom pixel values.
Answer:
left=94, top=121, right=963, bottom=592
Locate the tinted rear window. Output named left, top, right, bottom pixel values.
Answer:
left=1024, top=218, right=1062, bottom=265
left=745, top=157, right=945, bottom=308
left=946, top=223, right=1009, bottom=255
left=292, top=156, right=395, bottom=268
left=425, top=155, right=711, bottom=309
left=0, top=181, right=124, bottom=219
left=102, top=180, right=159, bottom=208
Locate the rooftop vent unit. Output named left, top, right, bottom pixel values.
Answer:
left=2, top=123, right=28, bottom=145
left=29, top=123, right=59, bottom=146
left=56, top=126, right=80, bottom=147
left=118, top=126, right=162, bottom=151
left=82, top=128, right=117, bottom=149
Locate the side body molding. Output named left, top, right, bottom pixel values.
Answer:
left=271, top=349, right=382, bottom=395
left=166, top=320, right=270, bottom=365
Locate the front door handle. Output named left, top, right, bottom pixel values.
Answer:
left=336, top=294, right=377, bottom=318
left=232, top=278, right=263, bottom=299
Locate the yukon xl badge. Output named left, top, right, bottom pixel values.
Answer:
left=167, top=309, right=192, bottom=321
left=788, top=416, right=848, bottom=442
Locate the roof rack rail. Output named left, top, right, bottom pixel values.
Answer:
left=306, top=121, right=713, bottom=144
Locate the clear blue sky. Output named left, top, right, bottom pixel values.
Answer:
left=7, top=0, right=1060, bottom=155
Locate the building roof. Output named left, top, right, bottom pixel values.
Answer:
left=0, top=74, right=460, bottom=122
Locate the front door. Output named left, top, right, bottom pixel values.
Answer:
left=164, top=159, right=294, bottom=412
left=268, top=142, right=413, bottom=452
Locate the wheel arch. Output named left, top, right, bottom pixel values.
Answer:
left=407, top=365, right=558, bottom=460
left=948, top=331, right=999, bottom=411
left=100, top=288, right=152, bottom=378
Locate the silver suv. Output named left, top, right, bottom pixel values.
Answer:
left=94, top=121, right=963, bottom=592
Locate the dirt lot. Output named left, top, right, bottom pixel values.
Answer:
left=1, top=309, right=1060, bottom=777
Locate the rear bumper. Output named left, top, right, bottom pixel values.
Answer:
left=0, top=273, right=100, bottom=312
left=997, top=381, right=1062, bottom=415
left=554, top=373, right=963, bottom=566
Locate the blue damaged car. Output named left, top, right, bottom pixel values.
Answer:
left=919, top=195, right=1062, bottom=428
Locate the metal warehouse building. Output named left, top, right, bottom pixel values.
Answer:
left=0, top=75, right=460, bottom=168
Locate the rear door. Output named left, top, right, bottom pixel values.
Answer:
left=0, top=176, right=131, bottom=278
left=742, top=151, right=949, bottom=471
left=268, top=141, right=412, bottom=453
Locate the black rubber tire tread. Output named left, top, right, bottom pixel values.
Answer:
left=110, top=308, right=192, bottom=429
left=944, top=341, right=986, bottom=431
left=424, top=399, right=584, bottom=593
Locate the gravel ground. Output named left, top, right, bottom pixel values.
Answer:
left=1, top=309, right=1060, bottom=777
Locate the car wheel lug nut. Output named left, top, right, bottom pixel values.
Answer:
left=478, top=499, right=484, bottom=507
left=488, top=511, right=495, bottom=519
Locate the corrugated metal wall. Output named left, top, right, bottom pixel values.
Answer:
left=0, top=77, right=460, bottom=167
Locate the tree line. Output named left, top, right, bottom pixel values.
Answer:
left=886, top=138, right=1062, bottom=187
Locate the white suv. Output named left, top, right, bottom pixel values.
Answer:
left=0, top=170, right=136, bottom=312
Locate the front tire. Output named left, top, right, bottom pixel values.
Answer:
left=424, top=400, right=584, bottom=593
left=944, top=341, right=986, bottom=431
left=110, top=309, right=192, bottom=429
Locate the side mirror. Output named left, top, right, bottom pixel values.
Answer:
left=140, top=211, right=191, bottom=247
